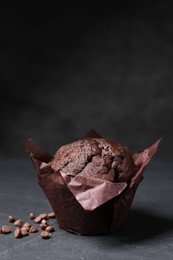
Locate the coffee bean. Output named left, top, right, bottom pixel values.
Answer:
left=45, top=226, right=55, bottom=233
left=40, top=231, right=50, bottom=239
left=47, top=212, right=55, bottom=218
left=29, top=213, right=35, bottom=220
left=14, top=228, right=22, bottom=238
left=8, top=215, right=15, bottom=223
left=2, top=225, right=11, bottom=234
left=14, top=219, right=24, bottom=228
left=29, top=226, right=38, bottom=233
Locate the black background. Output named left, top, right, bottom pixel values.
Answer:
left=0, top=1, right=172, bottom=158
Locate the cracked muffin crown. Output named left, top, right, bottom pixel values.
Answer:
left=51, top=138, right=138, bottom=183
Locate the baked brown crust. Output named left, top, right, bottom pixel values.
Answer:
left=51, top=138, right=137, bottom=183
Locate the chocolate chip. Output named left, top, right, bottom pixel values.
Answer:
left=41, top=219, right=47, bottom=225
left=21, top=225, right=30, bottom=232
left=34, top=216, right=42, bottom=223
left=29, top=213, right=35, bottom=220
left=47, top=212, right=55, bottom=218
left=14, top=219, right=24, bottom=228
left=40, top=223, right=48, bottom=230
left=14, top=228, right=22, bottom=238
left=40, top=231, right=50, bottom=239
left=45, top=226, right=55, bottom=232
left=39, top=213, right=48, bottom=220
left=2, top=225, right=11, bottom=234
left=1, top=212, right=56, bottom=239
left=29, top=226, right=38, bottom=233
left=34, top=213, right=48, bottom=223
left=21, top=227, right=29, bottom=236
left=23, top=222, right=31, bottom=228
left=8, top=215, right=15, bottom=223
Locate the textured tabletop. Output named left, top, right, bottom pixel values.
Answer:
left=0, top=158, right=172, bottom=260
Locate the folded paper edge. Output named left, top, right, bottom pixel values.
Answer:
left=60, top=172, right=127, bottom=211
left=84, top=129, right=102, bottom=139
left=130, top=138, right=161, bottom=188
left=24, top=138, right=53, bottom=163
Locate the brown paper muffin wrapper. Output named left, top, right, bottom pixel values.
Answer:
left=24, top=134, right=161, bottom=235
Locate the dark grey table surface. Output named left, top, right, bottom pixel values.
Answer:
left=0, top=158, right=172, bottom=260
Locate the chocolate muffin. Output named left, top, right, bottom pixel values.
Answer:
left=25, top=130, right=160, bottom=235
left=51, top=138, right=138, bottom=184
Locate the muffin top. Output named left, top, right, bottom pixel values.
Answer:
left=51, top=138, right=137, bottom=183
